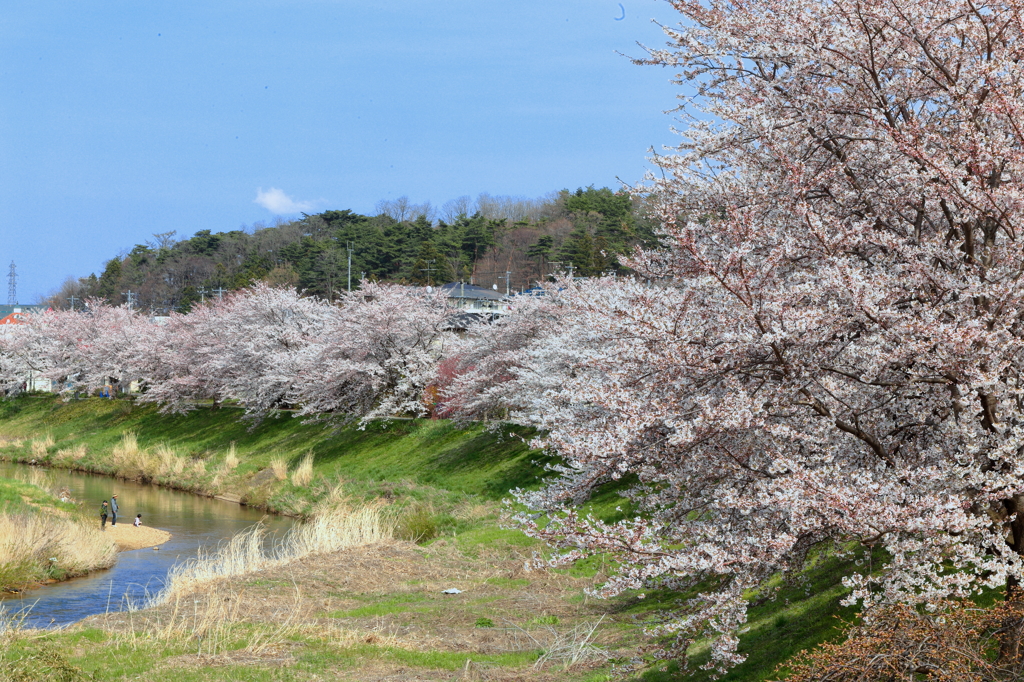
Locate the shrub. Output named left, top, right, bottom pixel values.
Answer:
left=395, top=503, right=439, bottom=544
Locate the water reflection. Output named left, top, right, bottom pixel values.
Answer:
left=0, top=463, right=292, bottom=628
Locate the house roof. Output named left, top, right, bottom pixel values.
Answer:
left=0, top=305, right=46, bottom=326
left=437, top=282, right=507, bottom=301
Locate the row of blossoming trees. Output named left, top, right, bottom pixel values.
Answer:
left=0, top=282, right=454, bottom=424
left=5, top=0, right=1024, bottom=674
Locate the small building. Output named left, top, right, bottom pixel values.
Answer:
left=437, top=283, right=511, bottom=316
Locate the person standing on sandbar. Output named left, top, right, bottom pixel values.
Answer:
left=99, top=500, right=109, bottom=530
left=110, top=494, right=119, bottom=526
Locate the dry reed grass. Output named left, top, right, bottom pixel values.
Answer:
left=269, top=457, right=288, bottom=481
left=29, top=433, right=53, bottom=459
left=54, top=443, right=87, bottom=466
left=224, top=442, right=239, bottom=470
left=111, top=431, right=157, bottom=480
left=118, top=583, right=304, bottom=658
left=0, top=512, right=117, bottom=587
left=152, top=491, right=392, bottom=603
left=290, top=451, right=314, bottom=487
left=153, top=443, right=183, bottom=476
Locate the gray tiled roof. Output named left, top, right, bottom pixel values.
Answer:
left=438, top=282, right=507, bottom=301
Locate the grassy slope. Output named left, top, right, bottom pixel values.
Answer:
left=0, top=395, right=551, bottom=517
left=0, top=395, right=858, bottom=681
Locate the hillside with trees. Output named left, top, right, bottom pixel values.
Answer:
left=46, top=187, right=657, bottom=313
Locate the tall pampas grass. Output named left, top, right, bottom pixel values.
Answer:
left=269, top=457, right=288, bottom=481
left=54, top=443, right=87, bottom=466
left=151, top=491, right=392, bottom=603
left=154, top=443, right=184, bottom=476
left=0, top=513, right=117, bottom=589
left=290, top=451, right=314, bottom=487
left=29, top=433, right=53, bottom=459
left=224, top=442, right=239, bottom=470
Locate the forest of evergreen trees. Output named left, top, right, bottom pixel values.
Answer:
left=47, top=187, right=658, bottom=313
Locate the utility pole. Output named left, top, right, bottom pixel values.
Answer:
left=67, top=296, right=79, bottom=310
left=347, top=242, right=354, bottom=292
left=497, top=271, right=511, bottom=296
left=7, top=262, right=16, bottom=305
left=420, top=259, right=437, bottom=286
left=122, top=290, right=137, bottom=311
left=198, top=287, right=210, bottom=304
left=213, top=287, right=227, bottom=301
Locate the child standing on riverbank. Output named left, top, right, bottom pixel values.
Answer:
left=99, top=500, right=109, bottom=530
left=134, top=514, right=142, bottom=527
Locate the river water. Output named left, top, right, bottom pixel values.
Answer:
left=0, top=463, right=293, bottom=628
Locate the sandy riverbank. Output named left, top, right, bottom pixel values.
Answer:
left=103, top=523, right=171, bottom=551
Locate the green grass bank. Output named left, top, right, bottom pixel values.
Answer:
left=0, top=395, right=550, bottom=522
left=0, top=395, right=862, bottom=681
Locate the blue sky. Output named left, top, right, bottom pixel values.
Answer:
left=1, top=0, right=682, bottom=303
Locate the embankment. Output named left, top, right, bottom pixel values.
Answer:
left=0, top=395, right=548, bottom=520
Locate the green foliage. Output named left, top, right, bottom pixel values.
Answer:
left=395, top=503, right=441, bottom=544
left=63, top=185, right=657, bottom=312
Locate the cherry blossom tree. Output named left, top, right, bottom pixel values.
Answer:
left=137, top=284, right=335, bottom=419
left=0, top=303, right=155, bottom=397
left=438, top=289, right=568, bottom=420
left=0, top=311, right=46, bottom=395
left=438, top=0, right=1024, bottom=672
left=292, top=281, right=454, bottom=423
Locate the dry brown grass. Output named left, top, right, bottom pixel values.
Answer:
left=29, top=433, right=53, bottom=459
left=153, top=494, right=393, bottom=602
left=80, top=532, right=624, bottom=681
left=53, top=443, right=87, bottom=466
left=290, top=451, right=314, bottom=487
left=188, top=459, right=207, bottom=477
left=0, top=512, right=117, bottom=587
left=154, top=443, right=185, bottom=476
left=115, top=581, right=304, bottom=659
left=111, top=431, right=157, bottom=480
left=269, top=457, right=288, bottom=481
left=224, top=442, right=239, bottom=470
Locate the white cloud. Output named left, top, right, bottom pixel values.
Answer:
left=254, top=187, right=315, bottom=214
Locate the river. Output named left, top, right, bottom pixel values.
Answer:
left=0, top=463, right=293, bottom=628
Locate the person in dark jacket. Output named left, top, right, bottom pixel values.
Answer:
left=99, top=500, right=109, bottom=530
left=110, top=494, right=119, bottom=526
